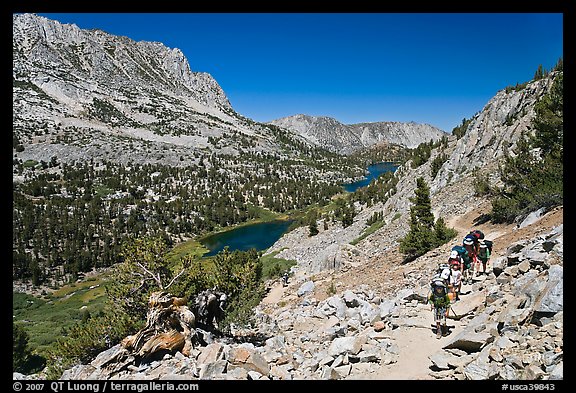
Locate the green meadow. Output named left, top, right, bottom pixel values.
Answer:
left=13, top=275, right=109, bottom=355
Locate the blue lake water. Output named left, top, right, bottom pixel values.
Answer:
left=200, top=162, right=397, bottom=257
left=343, top=162, right=398, bottom=193
left=201, top=219, right=294, bottom=257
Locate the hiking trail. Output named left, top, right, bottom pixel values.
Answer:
left=260, top=202, right=562, bottom=379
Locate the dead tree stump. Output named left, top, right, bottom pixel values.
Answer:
left=121, top=291, right=196, bottom=359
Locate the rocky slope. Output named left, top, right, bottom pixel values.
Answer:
left=12, top=13, right=315, bottom=167
left=432, top=75, right=556, bottom=192
left=12, top=14, right=562, bottom=381
left=270, top=114, right=447, bottom=154
left=18, top=204, right=561, bottom=381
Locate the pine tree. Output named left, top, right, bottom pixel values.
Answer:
left=452, top=117, right=472, bottom=139
left=308, top=221, right=319, bottom=236
left=411, top=177, right=435, bottom=228
left=210, top=248, right=265, bottom=331
left=399, top=177, right=456, bottom=261
left=534, top=64, right=545, bottom=80
left=399, top=177, right=435, bottom=261
left=553, top=57, right=563, bottom=72
left=106, top=236, right=190, bottom=321
left=533, top=73, right=563, bottom=156
left=434, top=217, right=456, bottom=245
left=13, top=322, right=30, bottom=373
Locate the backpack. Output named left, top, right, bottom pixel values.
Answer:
left=463, top=234, right=476, bottom=246
left=436, top=263, right=452, bottom=280
left=451, top=245, right=467, bottom=258
left=430, top=275, right=447, bottom=289
left=471, top=229, right=485, bottom=241
left=448, top=257, right=461, bottom=268
left=484, top=239, right=493, bottom=252
left=437, top=263, right=450, bottom=275
left=452, top=245, right=472, bottom=268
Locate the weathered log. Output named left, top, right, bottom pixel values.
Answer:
left=121, top=291, right=196, bottom=359
left=137, top=330, right=185, bottom=357
left=175, top=306, right=195, bottom=355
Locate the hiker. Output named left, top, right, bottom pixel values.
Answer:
left=451, top=245, right=474, bottom=285
left=448, top=250, right=463, bottom=274
left=448, top=258, right=462, bottom=301
left=470, top=229, right=485, bottom=253
left=428, top=278, right=451, bottom=339
left=469, top=229, right=484, bottom=250
left=282, top=271, right=289, bottom=287
left=477, top=239, right=492, bottom=275
left=469, top=229, right=484, bottom=269
left=463, top=235, right=478, bottom=274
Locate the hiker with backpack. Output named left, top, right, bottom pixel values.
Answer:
left=428, top=277, right=451, bottom=339
left=477, top=239, right=492, bottom=275
left=470, top=229, right=484, bottom=249
left=448, top=250, right=463, bottom=273
left=463, top=235, right=478, bottom=274
left=432, top=262, right=452, bottom=287
left=448, top=258, right=463, bottom=301
left=467, top=229, right=488, bottom=274
left=451, top=245, right=474, bottom=285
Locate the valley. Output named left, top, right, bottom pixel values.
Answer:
left=12, top=13, right=562, bottom=381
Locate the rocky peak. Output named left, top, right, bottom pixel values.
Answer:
left=270, top=114, right=447, bottom=154
left=14, top=13, right=298, bottom=167
left=271, top=115, right=353, bottom=149
left=13, top=13, right=231, bottom=111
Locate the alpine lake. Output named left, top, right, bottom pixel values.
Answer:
left=199, top=162, right=398, bottom=257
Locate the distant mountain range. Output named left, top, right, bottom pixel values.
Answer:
left=13, top=13, right=447, bottom=165
left=270, top=114, right=446, bottom=154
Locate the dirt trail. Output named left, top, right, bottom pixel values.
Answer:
left=363, top=274, right=485, bottom=380
left=260, top=204, right=563, bottom=380
left=262, top=281, right=285, bottom=305
left=368, top=204, right=495, bottom=379
left=371, top=205, right=562, bottom=379
left=373, top=310, right=461, bottom=379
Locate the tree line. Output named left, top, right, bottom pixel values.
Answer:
left=13, top=151, right=363, bottom=286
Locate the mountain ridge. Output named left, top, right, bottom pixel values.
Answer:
left=270, top=113, right=447, bottom=154
left=13, top=13, right=304, bottom=168
left=14, top=13, right=447, bottom=166
left=13, top=13, right=232, bottom=111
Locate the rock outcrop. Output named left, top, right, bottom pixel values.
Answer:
left=433, top=75, right=556, bottom=192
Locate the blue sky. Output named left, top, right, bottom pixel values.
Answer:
left=38, top=13, right=563, bottom=132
